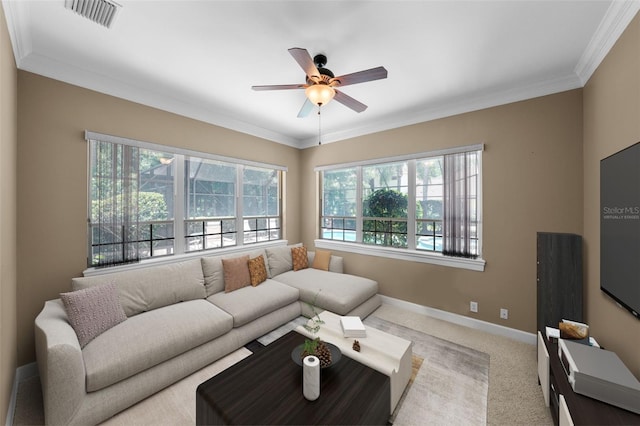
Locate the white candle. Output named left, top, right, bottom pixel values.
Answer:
left=303, top=355, right=320, bottom=401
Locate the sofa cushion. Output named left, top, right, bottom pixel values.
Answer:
left=201, top=249, right=269, bottom=296
left=222, top=255, right=251, bottom=292
left=83, top=299, right=233, bottom=392
left=60, top=282, right=127, bottom=348
left=248, top=255, right=267, bottom=286
left=207, top=279, right=299, bottom=328
left=201, top=256, right=224, bottom=296
left=72, top=259, right=206, bottom=317
left=291, top=246, right=308, bottom=271
left=272, top=269, right=378, bottom=315
left=266, top=243, right=302, bottom=277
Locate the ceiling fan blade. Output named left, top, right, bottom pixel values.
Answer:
left=252, top=84, right=306, bottom=91
left=297, top=98, right=314, bottom=118
left=334, top=90, right=367, bottom=113
left=288, top=47, right=320, bottom=79
left=332, top=66, right=388, bottom=87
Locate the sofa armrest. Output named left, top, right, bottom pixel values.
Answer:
left=35, top=299, right=86, bottom=425
left=307, top=251, right=344, bottom=274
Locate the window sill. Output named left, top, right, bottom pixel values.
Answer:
left=83, top=240, right=288, bottom=277
left=314, top=239, right=486, bottom=272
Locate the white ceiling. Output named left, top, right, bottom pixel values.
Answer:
left=3, top=1, right=640, bottom=148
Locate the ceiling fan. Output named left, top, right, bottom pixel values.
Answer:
left=252, top=47, right=388, bottom=118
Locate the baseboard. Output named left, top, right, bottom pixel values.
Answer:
left=6, top=363, right=38, bottom=426
left=380, top=295, right=537, bottom=345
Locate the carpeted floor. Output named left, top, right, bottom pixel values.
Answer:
left=11, top=303, right=552, bottom=425
left=373, top=304, right=552, bottom=425
left=365, top=315, right=489, bottom=425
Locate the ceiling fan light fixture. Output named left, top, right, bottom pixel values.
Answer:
left=305, top=84, right=335, bottom=106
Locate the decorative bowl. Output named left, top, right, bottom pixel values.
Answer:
left=291, top=342, right=341, bottom=369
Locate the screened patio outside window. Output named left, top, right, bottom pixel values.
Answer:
left=87, top=131, right=284, bottom=268
left=317, top=144, right=484, bottom=271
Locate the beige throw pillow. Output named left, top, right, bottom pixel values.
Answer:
left=312, top=249, right=332, bottom=271
left=222, top=255, right=251, bottom=292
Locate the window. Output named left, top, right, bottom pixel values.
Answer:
left=321, top=168, right=357, bottom=242
left=89, top=141, right=176, bottom=266
left=185, top=158, right=237, bottom=251
left=362, top=162, right=409, bottom=248
left=318, top=144, right=483, bottom=270
left=416, top=157, right=443, bottom=252
left=87, top=132, right=284, bottom=268
left=242, top=166, right=280, bottom=244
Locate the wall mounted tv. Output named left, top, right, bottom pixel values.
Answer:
left=600, top=141, right=640, bottom=320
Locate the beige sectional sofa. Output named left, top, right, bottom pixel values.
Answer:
left=34, top=244, right=381, bottom=425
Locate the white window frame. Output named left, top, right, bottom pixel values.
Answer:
left=84, top=131, right=287, bottom=275
left=315, top=144, right=486, bottom=272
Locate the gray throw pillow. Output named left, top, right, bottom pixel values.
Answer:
left=60, top=282, right=127, bottom=348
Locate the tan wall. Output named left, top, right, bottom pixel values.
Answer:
left=0, top=3, right=18, bottom=424
left=583, top=13, right=640, bottom=376
left=16, top=72, right=301, bottom=365
left=300, top=90, right=584, bottom=334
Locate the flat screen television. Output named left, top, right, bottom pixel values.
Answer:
left=600, top=141, right=640, bottom=320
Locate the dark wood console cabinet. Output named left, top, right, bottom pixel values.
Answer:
left=538, top=333, right=640, bottom=425
left=536, top=232, right=583, bottom=334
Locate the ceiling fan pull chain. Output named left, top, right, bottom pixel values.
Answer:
left=318, top=105, right=322, bottom=145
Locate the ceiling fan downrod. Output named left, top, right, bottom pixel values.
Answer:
left=313, top=54, right=334, bottom=80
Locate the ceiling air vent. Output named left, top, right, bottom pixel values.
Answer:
left=65, top=0, right=122, bottom=28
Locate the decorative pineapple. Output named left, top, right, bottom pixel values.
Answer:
left=301, top=337, right=332, bottom=368
left=353, top=340, right=361, bottom=352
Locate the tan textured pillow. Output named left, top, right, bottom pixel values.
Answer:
left=312, top=249, right=332, bottom=271
left=248, top=255, right=268, bottom=286
left=60, top=282, right=127, bottom=348
left=222, top=255, right=251, bottom=292
left=291, top=246, right=308, bottom=271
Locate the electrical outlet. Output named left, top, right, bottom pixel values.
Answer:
left=470, top=301, right=478, bottom=313
left=500, top=308, right=508, bottom=319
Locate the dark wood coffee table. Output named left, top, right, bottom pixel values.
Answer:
left=196, top=331, right=390, bottom=425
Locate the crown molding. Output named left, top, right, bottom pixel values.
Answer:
left=16, top=51, right=302, bottom=148
left=5, top=0, right=638, bottom=151
left=2, top=0, right=32, bottom=66
left=3, top=0, right=299, bottom=147
left=302, top=0, right=640, bottom=148
left=298, top=73, right=583, bottom=149
left=574, top=0, right=640, bottom=85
